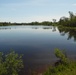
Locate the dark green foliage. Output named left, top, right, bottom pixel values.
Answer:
left=0, top=21, right=53, bottom=26
left=54, top=48, right=68, bottom=65
left=43, top=49, right=76, bottom=75
left=0, top=51, right=23, bottom=75
left=58, top=11, right=76, bottom=27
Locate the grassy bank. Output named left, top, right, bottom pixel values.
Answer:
left=43, top=61, right=76, bottom=75
left=43, top=49, right=76, bottom=75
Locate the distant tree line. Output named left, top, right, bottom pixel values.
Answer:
left=0, top=22, right=23, bottom=26
left=25, top=21, right=52, bottom=25
left=0, top=21, right=52, bottom=26
left=0, top=11, right=76, bottom=27
left=58, top=11, right=76, bottom=27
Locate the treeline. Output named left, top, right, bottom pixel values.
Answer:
left=26, top=21, right=52, bottom=25
left=0, top=21, right=52, bottom=26
left=0, top=11, right=76, bottom=27
left=0, top=22, right=24, bottom=26
left=58, top=11, right=76, bottom=27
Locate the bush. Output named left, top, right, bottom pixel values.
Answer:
left=0, top=51, right=23, bottom=75
left=43, top=48, right=76, bottom=75
left=54, top=48, right=68, bottom=65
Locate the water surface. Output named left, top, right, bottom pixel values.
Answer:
left=0, top=25, right=76, bottom=75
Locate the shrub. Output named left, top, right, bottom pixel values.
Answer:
left=54, top=48, right=68, bottom=65
left=0, top=51, right=23, bottom=75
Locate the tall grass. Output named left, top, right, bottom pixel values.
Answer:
left=43, top=48, right=76, bottom=75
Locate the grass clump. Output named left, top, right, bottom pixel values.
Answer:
left=43, top=48, right=76, bottom=75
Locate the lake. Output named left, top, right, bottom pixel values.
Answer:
left=0, top=25, right=76, bottom=75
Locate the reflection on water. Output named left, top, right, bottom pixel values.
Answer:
left=58, top=27, right=76, bottom=41
left=0, top=26, right=53, bottom=30
left=0, top=25, right=76, bottom=75
left=0, top=27, right=11, bottom=30
left=52, top=26, right=56, bottom=32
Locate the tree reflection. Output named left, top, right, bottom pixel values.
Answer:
left=52, top=26, right=56, bottom=32
left=58, top=27, right=76, bottom=41
left=0, top=27, right=11, bottom=30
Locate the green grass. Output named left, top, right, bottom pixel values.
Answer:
left=43, top=62, right=76, bottom=75
left=43, top=49, right=76, bottom=75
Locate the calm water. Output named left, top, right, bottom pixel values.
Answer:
left=0, top=25, right=76, bottom=75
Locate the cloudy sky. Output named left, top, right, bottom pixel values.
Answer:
left=0, top=0, right=76, bottom=23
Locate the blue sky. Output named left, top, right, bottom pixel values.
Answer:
left=0, top=0, right=76, bottom=23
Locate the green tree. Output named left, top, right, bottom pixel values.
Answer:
left=58, top=11, right=76, bottom=27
